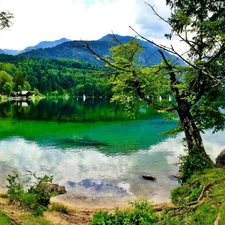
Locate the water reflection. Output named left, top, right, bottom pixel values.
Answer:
left=0, top=130, right=224, bottom=206
left=0, top=98, right=224, bottom=206
left=0, top=98, right=158, bottom=122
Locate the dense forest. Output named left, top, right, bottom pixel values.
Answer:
left=0, top=54, right=112, bottom=97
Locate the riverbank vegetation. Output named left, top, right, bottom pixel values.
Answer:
left=92, top=167, right=225, bottom=224
left=0, top=167, right=225, bottom=224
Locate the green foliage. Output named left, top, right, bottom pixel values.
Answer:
left=0, top=70, right=13, bottom=94
left=161, top=168, right=225, bottom=224
left=102, top=0, right=225, bottom=180
left=49, top=202, right=68, bottom=214
left=177, top=147, right=213, bottom=183
left=6, top=171, right=55, bottom=216
left=91, top=199, right=158, bottom=225
left=3, top=82, right=13, bottom=97
left=22, top=215, right=52, bottom=225
left=0, top=211, right=11, bottom=225
left=0, top=55, right=112, bottom=98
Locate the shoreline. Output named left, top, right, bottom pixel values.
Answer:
left=0, top=186, right=172, bottom=210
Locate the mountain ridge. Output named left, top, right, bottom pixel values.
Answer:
left=1, top=37, right=71, bottom=55
left=18, top=34, right=183, bottom=66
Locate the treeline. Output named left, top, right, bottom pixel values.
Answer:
left=0, top=54, right=112, bottom=97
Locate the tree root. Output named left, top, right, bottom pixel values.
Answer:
left=154, top=178, right=225, bottom=217
left=214, top=212, right=220, bottom=225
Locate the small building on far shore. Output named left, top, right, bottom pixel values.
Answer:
left=11, top=91, right=33, bottom=99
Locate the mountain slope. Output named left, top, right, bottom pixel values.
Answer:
left=2, top=49, right=20, bottom=55
left=21, top=38, right=71, bottom=53
left=19, top=34, right=183, bottom=66
left=1, top=38, right=71, bottom=56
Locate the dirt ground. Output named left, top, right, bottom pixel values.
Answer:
left=0, top=197, right=114, bottom=225
left=0, top=196, right=171, bottom=224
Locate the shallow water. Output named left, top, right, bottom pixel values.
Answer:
left=0, top=98, right=224, bottom=206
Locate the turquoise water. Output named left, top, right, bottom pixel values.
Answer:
left=0, top=98, right=224, bottom=206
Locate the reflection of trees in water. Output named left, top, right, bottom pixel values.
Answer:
left=0, top=98, right=158, bottom=122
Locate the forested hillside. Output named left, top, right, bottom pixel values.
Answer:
left=19, top=34, right=183, bottom=66
left=0, top=34, right=183, bottom=97
left=0, top=55, right=112, bottom=97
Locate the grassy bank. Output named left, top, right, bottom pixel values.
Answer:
left=0, top=168, right=224, bottom=224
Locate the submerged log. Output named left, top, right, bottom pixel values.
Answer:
left=142, top=173, right=156, bottom=181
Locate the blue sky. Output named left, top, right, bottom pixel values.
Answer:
left=0, top=0, right=182, bottom=51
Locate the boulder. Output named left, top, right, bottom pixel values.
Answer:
left=40, top=183, right=67, bottom=195
left=142, top=173, right=156, bottom=181
left=172, top=172, right=181, bottom=179
left=216, top=149, right=225, bottom=167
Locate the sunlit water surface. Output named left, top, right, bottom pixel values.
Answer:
left=0, top=98, right=224, bottom=207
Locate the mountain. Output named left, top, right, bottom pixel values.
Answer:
left=2, top=49, right=21, bottom=55
left=21, top=38, right=71, bottom=54
left=1, top=38, right=71, bottom=56
left=19, top=34, right=183, bottom=66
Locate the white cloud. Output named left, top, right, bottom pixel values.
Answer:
left=0, top=0, right=188, bottom=55
left=0, top=0, right=137, bottom=50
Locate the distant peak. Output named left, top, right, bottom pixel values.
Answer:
left=99, top=34, right=133, bottom=42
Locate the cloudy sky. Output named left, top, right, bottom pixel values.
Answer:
left=0, top=0, right=173, bottom=50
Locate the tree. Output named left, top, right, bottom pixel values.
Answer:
left=0, top=70, right=13, bottom=94
left=3, top=82, right=13, bottom=97
left=0, top=11, right=13, bottom=30
left=86, top=0, right=225, bottom=181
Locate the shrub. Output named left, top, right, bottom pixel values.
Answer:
left=50, top=202, right=68, bottom=214
left=6, top=171, right=56, bottom=216
left=91, top=199, right=158, bottom=225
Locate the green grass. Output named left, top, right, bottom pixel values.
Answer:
left=91, top=168, right=225, bottom=225
left=0, top=211, right=11, bottom=225
left=0, top=193, right=8, bottom=198
left=49, top=202, right=68, bottom=214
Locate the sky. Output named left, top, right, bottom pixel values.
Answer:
left=0, top=0, right=179, bottom=51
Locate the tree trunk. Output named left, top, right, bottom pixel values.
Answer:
left=177, top=107, right=215, bottom=167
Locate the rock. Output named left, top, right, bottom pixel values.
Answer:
left=216, top=149, right=225, bottom=167
left=142, top=173, right=156, bottom=181
left=172, top=172, right=181, bottom=179
left=40, top=183, right=67, bottom=195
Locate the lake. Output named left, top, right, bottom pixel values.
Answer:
left=0, top=98, right=224, bottom=207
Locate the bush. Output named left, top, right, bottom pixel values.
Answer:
left=50, top=202, right=68, bottom=214
left=6, top=171, right=56, bottom=216
left=178, top=148, right=213, bottom=183
left=91, top=199, right=158, bottom=225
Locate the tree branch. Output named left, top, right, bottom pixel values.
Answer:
left=84, top=43, right=131, bottom=72
left=132, top=70, right=175, bottom=112
left=129, top=26, right=201, bottom=70
left=158, top=50, right=180, bottom=99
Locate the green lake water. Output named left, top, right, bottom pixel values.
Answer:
left=0, top=98, right=224, bottom=207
